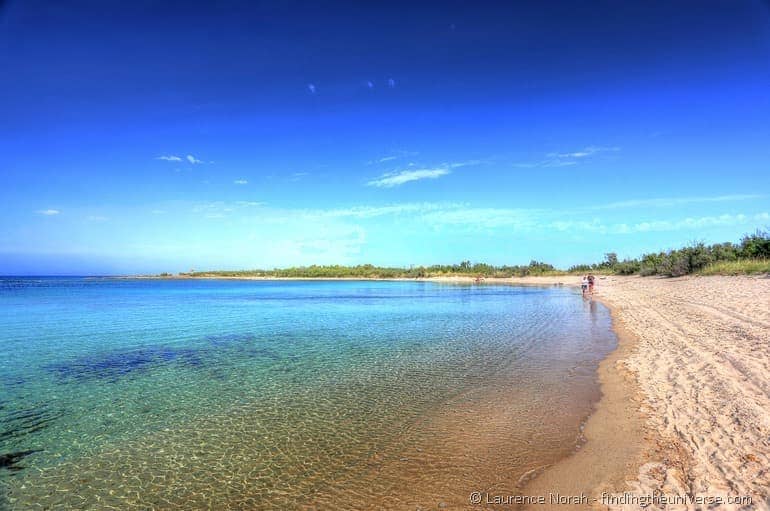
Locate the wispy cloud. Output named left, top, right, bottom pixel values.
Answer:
left=448, top=160, right=485, bottom=168
left=157, top=154, right=207, bottom=164
left=246, top=201, right=769, bottom=237
left=514, top=146, right=620, bottom=168
left=36, top=209, right=60, bottom=216
left=368, top=168, right=450, bottom=187
left=294, top=202, right=464, bottom=221
left=388, top=78, right=396, bottom=88
left=307, top=83, right=316, bottom=94
left=421, top=207, right=541, bottom=230
left=233, top=179, right=248, bottom=185
left=616, top=212, right=770, bottom=234
left=367, top=160, right=481, bottom=188
left=549, top=212, right=770, bottom=235
left=329, top=201, right=767, bottom=234
left=550, top=146, right=619, bottom=159
left=592, top=194, right=764, bottom=210
left=86, top=215, right=109, bottom=222
left=366, top=151, right=419, bottom=165
left=192, top=200, right=265, bottom=219
left=422, top=207, right=769, bottom=235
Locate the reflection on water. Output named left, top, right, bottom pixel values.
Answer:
left=0, top=278, right=616, bottom=509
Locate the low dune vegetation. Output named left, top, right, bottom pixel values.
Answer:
left=174, top=230, right=770, bottom=279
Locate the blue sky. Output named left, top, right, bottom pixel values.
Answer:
left=1, top=0, right=769, bottom=274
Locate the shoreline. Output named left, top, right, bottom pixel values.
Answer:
left=87, top=274, right=770, bottom=507
left=521, top=281, right=650, bottom=510
left=2, top=275, right=618, bottom=510
left=113, top=272, right=659, bottom=507
left=116, top=274, right=582, bottom=285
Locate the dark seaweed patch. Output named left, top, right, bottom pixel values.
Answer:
left=0, top=450, right=40, bottom=472
left=46, top=333, right=281, bottom=382
left=46, top=345, right=203, bottom=382
left=0, top=404, right=62, bottom=442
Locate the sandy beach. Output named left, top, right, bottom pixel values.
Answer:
left=510, top=274, right=770, bottom=510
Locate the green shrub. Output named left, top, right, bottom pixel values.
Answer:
left=740, top=230, right=770, bottom=259
left=614, top=259, right=640, bottom=275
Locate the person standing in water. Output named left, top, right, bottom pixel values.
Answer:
left=588, top=274, right=595, bottom=295
left=581, top=275, right=589, bottom=296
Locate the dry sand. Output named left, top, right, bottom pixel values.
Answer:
left=514, top=275, right=770, bottom=511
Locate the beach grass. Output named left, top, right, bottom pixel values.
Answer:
left=699, top=259, right=770, bottom=276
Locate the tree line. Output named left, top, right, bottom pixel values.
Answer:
left=569, top=229, right=770, bottom=277
left=177, top=229, right=770, bottom=279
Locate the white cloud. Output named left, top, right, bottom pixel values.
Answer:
left=366, top=150, right=420, bottom=165
left=515, top=146, right=620, bottom=168
left=86, top=215, right=109, bottom=222
left=592, top=194, right=764, bottom=210
left=549, top=146, right=619, bottom=159
left=234, top=179, right=248, bottom=185
left=367, top=160, right=480, bottom=188
left=155, top=199, right=768, bottom=253
left=546, top=212, right=769, bottom=235
left=299, top=202, right=769, bottom=236
left=192, top=200, right=264, bottom=218
left=37, top=209, right=60, bottom=216
left=307, top=83, right=316, bottom=94
left=157, top=154, right=205, bottom=164
left=290, top=172, right=309, bottom=182
left=448, top=159, right=485, bottom=168
left=367, top=168, right=450, bottom=187
left=299, top=202, right=463, bottom=221
left=421, top=207, right=541, bottom=230
left=625, top=212, right=767, bottom=233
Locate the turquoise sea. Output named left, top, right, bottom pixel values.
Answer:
left=0, top=278, right=616, bottom=510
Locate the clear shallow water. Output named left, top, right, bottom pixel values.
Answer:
left=0, top=278, right=616, bottom=509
